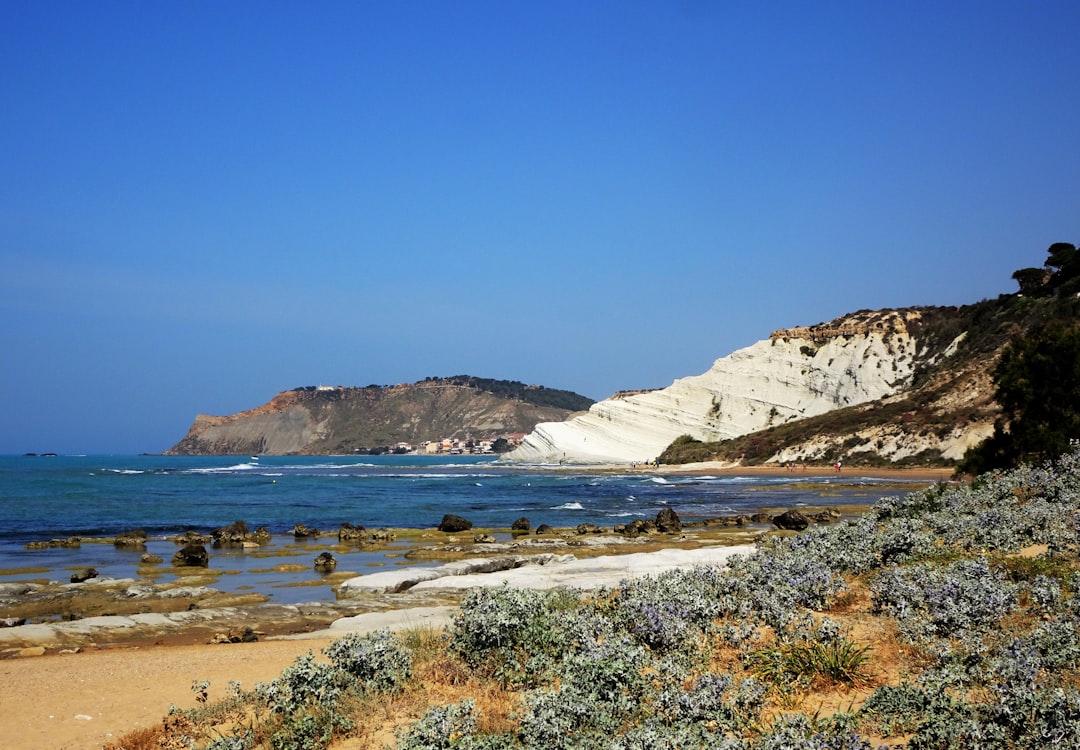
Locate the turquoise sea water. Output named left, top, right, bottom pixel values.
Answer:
left=0, top=454, right=924, bottom=605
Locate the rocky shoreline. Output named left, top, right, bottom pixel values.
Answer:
left=0, top=500, right=868, bottom=655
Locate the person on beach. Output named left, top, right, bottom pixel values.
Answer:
left=835, top=460, right=842, bottom=473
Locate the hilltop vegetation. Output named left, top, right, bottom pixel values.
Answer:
left=115, top=450, right=1080, bottom=748
left=423, top=376, right=594, bottom=412
left=293, top=377, right=594, bottom=413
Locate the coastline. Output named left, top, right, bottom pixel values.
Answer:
left=631, top=461, right=954, bottom=481
left=0, top=463, right=953, bottom=749
left=1, top=543, right=756, bottom=750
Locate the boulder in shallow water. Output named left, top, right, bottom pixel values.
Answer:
left=114, top=529, right=148, bottom=549
left=511, top=517, right=531, bottom=531
left=773, top=509, right=810, bottom=531
left=292, top=523, right=319, bottom=538
left=439, top=514, right=472, bottom=532
left=616, top=519, right=656, bottom=537
left=140, top=553, right=163, bottom=565
left=70, top=568, right=98, bottom=583
left=212, top=520, right=270, bottom=547
left=655, top=507, right=682, bottom=533
left=172, top=544, right=209, bottom=568
left=314, top=552, right=337, bottom=571
left=339, top=523, right=368, bottom=543
left=535, top=524, right=554, bottom=535
left=172, top=530, right=211, bottom=545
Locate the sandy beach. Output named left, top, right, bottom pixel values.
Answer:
left=0, top=464, right=953, bottom=749
left=654, top=461, right=955, bottom=481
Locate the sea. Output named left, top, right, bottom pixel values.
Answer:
left=0, top=454, right=924, bottom=607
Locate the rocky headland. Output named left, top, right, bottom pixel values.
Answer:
left=166, top=377, right=593, bottom=456
left=505, top=305, right=1008, bottom=466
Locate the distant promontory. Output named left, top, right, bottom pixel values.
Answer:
left=165, top=376, right=594, bottom=456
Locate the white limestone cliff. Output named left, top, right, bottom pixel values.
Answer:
left=505, top=310, right=944, bottom=465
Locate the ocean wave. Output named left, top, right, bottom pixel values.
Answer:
left=552, top=502, right=585, bottom=510
left=184, top=462, right=260, bottom=474
left=367, top=473, right=502, bottom=480
left=284, top=462, right=377, bottom=470
left=102, top=468, right=145, bottom=475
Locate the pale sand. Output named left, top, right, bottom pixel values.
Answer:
left=1, top=638, right=338, bottom=750
left=0, top=465, right=950, bottom=749
left=651, top=461, right=954, bottom=481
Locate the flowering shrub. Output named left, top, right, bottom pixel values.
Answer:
left=256, top=652, right=344, bottom=713
left=395, top=699, right=515, bottom=750
left=448, top=586, right=581, bottom=686
left=870, top=557, right=1018, bottom=642
left=323, top=628, right=413, bottom=693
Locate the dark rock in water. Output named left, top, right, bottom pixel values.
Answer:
left=313, top=552, right=337, bottom=571
left=576, top=523, right=603, bottom=535
left=292, top=523, right=319, bottom=538
left=511, top=517, right=531, bottom=531
left=339, top=523, right=368, bottom=543
left=70, top=568, right=98, bottom=583
left=535, top=524, right=554, bottom=535
left=32, top=536, right=82, bottom=549
left=172, top=530, right=211, bottom=545
left=213, top=520, right=270, bottom=547
left=773, top=509, right=810, bottom=531
left=213, top=520, right=251, bottom=546
left=750, top=512, right=773, bottom=524
left=140, top=553, right=164, bottom=565
left=616, top=519, right=656, bottom=537
left=656, top=507, right=682, bottom=533
left=811, top=507, right=843, bottom=523
left=370, top=528, right=396, bottom=542
left=439, top=514, right=473, bottom=532
left=173, top=544, right=210, bottom=568
left=114, top=529, right=148, bottom=549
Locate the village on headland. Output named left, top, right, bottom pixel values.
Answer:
left=364, top=433, right=528, bottom=456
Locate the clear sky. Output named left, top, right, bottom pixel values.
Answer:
left=2, top=1, right=1078, bottom=454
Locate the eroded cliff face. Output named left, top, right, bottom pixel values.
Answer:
left=505, top=310, right=985, bottom=464
left=166, top=383, right=581, bottom=455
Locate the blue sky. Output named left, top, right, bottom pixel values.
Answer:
left=2, top=1, right=1078, bottom=454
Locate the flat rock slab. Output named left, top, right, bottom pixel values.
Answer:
left=1, top=546, right=757, bottom=649
left=337, top=554, right=573, bottom=595
left=408, top=545, right=754, bottom=591
left=273, top=606, right=458, bottom=641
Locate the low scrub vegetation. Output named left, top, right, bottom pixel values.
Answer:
left=111, top=451, right=1080, bottom=749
